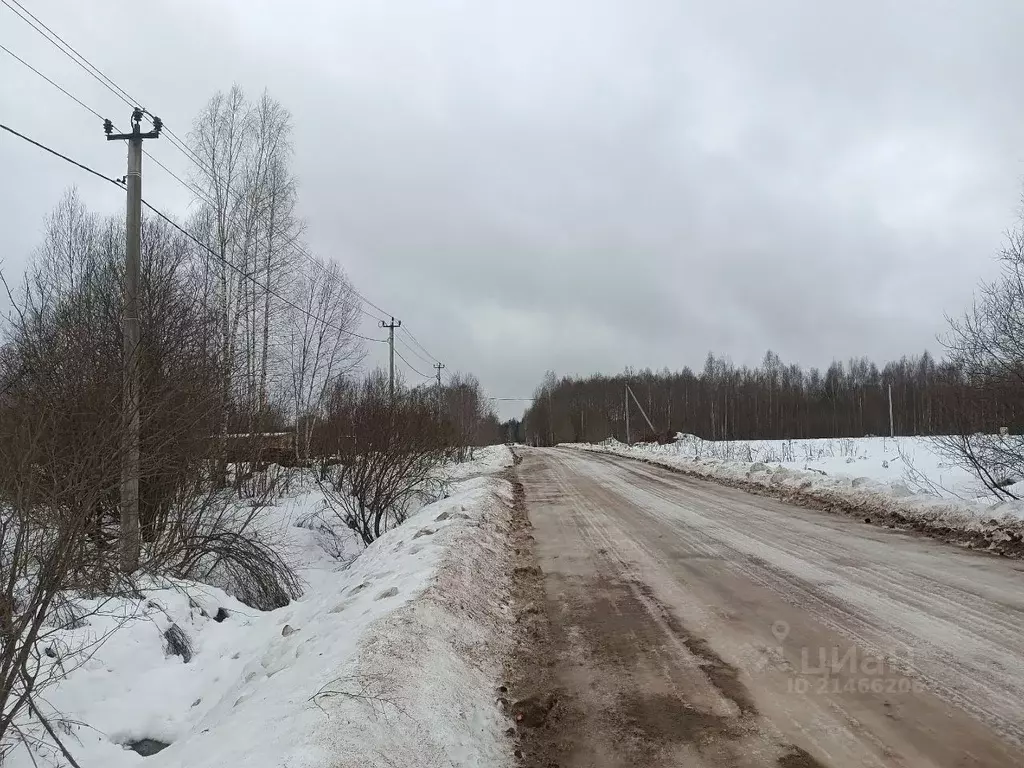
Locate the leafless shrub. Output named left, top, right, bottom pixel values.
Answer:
left=142, top=484, right=302, bottom=611
left=898, top=442, right=965, bottom=499
left=295, top=507, right=356, bottom=561
left=940, top=220, right=1024, bottom=498
left=931, top=433, right=1022, bottom=500
left=233, top=457, right=294, bottom=502
left=781, top=440, right=795, bottom=463
left=436, top=373, right=502, bottom=461
left=0, top=191, right=224, bottom=566
left=0, top=400, right=136, bottom=761
left=314, top=371, right=450, bottom=546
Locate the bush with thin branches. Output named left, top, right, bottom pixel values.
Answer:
left=314, top=371, right=450, bottom=546
left=940, top=216, right=1024, bottom=498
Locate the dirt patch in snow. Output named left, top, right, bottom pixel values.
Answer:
left=584, top=448, right=1024, bottom=559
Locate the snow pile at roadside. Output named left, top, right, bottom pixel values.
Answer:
left=565, top=439, right=1024, bottom=555
left=11, top=445, right=517, bottom=768
left=443, top=445, right=517, bottom=482
left=651, top=434, right=986, bottom=500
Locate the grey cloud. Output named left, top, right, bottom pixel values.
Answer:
left=2, top=0, right=1020, bottom=419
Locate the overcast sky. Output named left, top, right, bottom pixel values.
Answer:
left=2, top=0, right=1022, bottom=419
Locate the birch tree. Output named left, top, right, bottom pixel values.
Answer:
left=188, top=86, right=300, bottom=451
left=286, top=257, right=363, bottom=460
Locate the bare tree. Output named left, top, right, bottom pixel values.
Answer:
left=188, top=86, right=301, bottom=473
left=938, top=223, right=1024, bottom=497
left=286, top=256, right=363, bottom=461
left=436, top=373, right=501, bottom=460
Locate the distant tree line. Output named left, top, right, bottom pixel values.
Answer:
left=519, top=350, right=1020, bottom=446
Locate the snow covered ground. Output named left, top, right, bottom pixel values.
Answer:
left=617, top=435, right=993, bottom=500
left=564, top=437, right=1024, bottom=552
left=11, top=446, right=516, bottom=768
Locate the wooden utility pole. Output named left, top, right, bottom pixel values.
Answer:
left=105, top=108, right=161, bottom=574
left=380, top=317, right=401, bottom=399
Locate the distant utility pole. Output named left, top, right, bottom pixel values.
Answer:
left=625, top=385, right=630, bottom=445
left=548, top=389, right=554, bottom=446
left=105, top=108, right=161, bottom=574
left=888, top=383, right=895, bottom=438
left=434, top=361, right=445, bottom=416
left=380, top=317, right=401, bottom=399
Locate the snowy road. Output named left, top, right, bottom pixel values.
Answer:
left=515, top=447, right=1024, bottom=767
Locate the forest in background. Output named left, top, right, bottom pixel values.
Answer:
left=512, top=349, right=1019, bottom=446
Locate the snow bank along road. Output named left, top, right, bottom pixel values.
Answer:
left=6, top=448, right=520, bottom=768
left=512, top=447, right=1024, bottom=767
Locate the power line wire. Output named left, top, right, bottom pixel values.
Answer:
left=0, top=40, right=210, bottom=211
left=393, top=348, right=432, bottom=379
left=0, top=122, right=122, bottom=186
left=0, top=41, right=104, bottom=120
left=139, top=200, right=384, bottom=343
left=0, top=0, right=136, bottom=110
left=131, top=123, right=385, bottom=325
left=0, top=3, right=221, bottom=214
left=154, top=121, right=218, bottom=182
left=400, top=325, right=440, bottom=364
left=142, top=148, right=215, bottom=207
left=5, top=0, right=141, bottom=108
left=350, top=287, right=391, bottom=319
left=395, top=335, right=435, bottom=366
left=137, top=127, right=389, bottom=326
left=144, top=120, right=397, bottom=324
left=135, top=118, right=392, bottom=325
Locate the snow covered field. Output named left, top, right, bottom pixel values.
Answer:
left=617, top=435, right=994, bottom=500
left=565, top=436, right=1024, bottom=553
left=10, top=446, right=516, bottom=768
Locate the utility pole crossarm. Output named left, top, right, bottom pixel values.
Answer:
left=105, top=108, right=162, bottom=141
